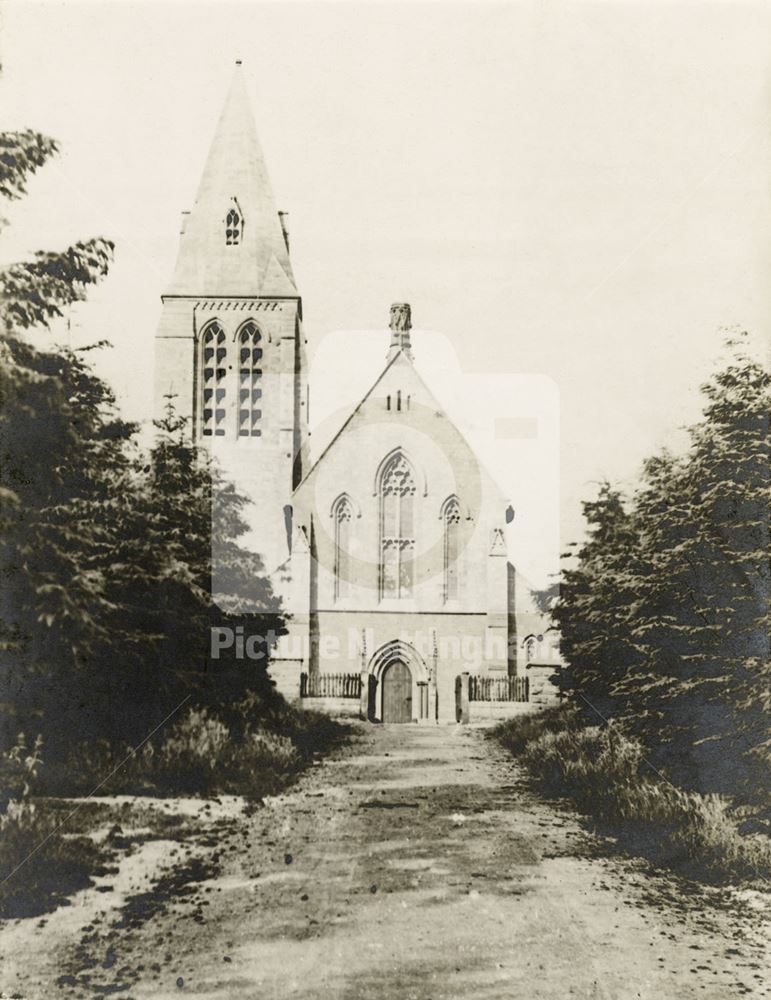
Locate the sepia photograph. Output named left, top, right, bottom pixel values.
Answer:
left=0, top=1, right=768, bottom=997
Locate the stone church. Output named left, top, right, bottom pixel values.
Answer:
left=154, top=66, right=554, bottom=723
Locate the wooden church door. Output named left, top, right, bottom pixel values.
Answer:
left=381, top=660, right=412, bottom=723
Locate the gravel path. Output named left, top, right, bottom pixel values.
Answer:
left=2, top=722, right=768, bottom=999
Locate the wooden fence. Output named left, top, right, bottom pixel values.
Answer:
left=468, top=675, right=529, bottom=702
left=300, top=672, right=362, bottom=699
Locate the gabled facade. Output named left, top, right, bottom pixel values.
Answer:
left=155, top=67, right=525, bottom=722
left=276, top=304, right=516, bottom=722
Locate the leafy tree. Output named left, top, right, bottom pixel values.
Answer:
left=0, top=130, right=285, bottom=754
left=0, top=131, right=124, bottom=745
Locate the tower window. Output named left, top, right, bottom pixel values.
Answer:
left=379, top=451, right=416, bottom=599
left=443, top=497, right=461, bottom=602
left=226, top=206, right=241, bottom=245
left=238, top=321, right=262, bottom=437
left=200, top=321, right=227, bottom=437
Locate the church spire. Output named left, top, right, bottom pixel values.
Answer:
left=165, top=61, right=297, bottom=297
left=387, top=302, right=413, bottom=361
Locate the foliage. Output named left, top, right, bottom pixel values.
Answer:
left=0, top=130, right=58, bottom=205
left=543, top=335, right=770, bottom=801
left=0, top=801, right=101, bottom=919
left=494, top=711, right=771, bottom=884
left=494, top=703, right=581, bottom=757
left=37, top=704, right=343, bottom=800
left=0, top=240, right=114, bottom=331
left=0, top=733, right=100, bottom=919
left=0, top=128, right=286, bottom=752
left=0, top=732, right=43, bottom=812
left=0, top=130, right=58, bottom=233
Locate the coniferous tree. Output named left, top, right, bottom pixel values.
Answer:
left=619, top=337, right=770, bottom=792
left=549, top=335, right=769, bottom=801
left=545, top=483, right=642, bottom=717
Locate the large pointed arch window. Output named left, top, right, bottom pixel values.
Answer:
left=379, top=452, right=416, bottom=599
left=333, top=495, right=353, bottom=600
left=238, top=321, right=262, bottom=437
left=200, top=321, right=227, bottom=437
left=442, top=496, right=461, bottom=602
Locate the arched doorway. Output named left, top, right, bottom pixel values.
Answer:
left=367, top=639, right=431, bottom=723
left=381, top=660, right=413, bottom=723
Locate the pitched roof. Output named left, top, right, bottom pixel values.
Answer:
left=293, top=350, right=406, bottom=492
left=294, top=347, right=508, bottom=510
left=165, top=64, right=296, bottom=298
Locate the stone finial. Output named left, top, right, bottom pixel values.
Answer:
left=389, top=302, right=412, bottom=332
left=387, top=303, right=413, bottom=360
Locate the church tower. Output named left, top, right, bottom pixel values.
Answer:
left=154, top=63, right=307, bottom=573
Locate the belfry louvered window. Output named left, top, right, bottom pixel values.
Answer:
left=238, top=321, right=262, bottom=437
left=443, top=497, right=461, bottom=602
left=200, top=322, right=227, bottom=437
left=379, top=452, right=416, bottom=599
left=226, top=206, right=241, bottom=245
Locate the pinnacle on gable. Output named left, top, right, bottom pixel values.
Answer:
left=261, top=254, right=296, bottom=297
left=387, top=302, right=413, bottom=361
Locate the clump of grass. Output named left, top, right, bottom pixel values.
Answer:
left=39, top=705, right=346, bottom=800
left=150, top=708, right=302, bottom=797
left=282, top=708, right=345, bottom=762
left=0, top=708, right=346, bottom=919
left=494, top=703, right=581, bottom=756
left=0, top=799, right=101, bottom=918
left=495, top=710, right=771, bottom=884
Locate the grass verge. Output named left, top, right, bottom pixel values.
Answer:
left=0, top=801, right=103, bottom=919
left=0, top=705, right=347, bottom=919
left=494, top=705, right=771, bottom=885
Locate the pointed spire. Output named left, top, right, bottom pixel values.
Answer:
left=165, top=62, right=297, bottom=297
left=386, top=302, right=413, bottom=361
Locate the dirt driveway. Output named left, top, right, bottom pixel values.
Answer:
left=2, top=723, right=769, bottom=999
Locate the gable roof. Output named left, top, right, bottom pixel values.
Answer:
left=294, top=348, right=508, bottom=508
left=165, top=64, right=296, bottom=298
left=294, top=349, right=406, bottom=492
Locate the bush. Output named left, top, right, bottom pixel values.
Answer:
left=0, top=733, right=43, bottom=811
left=496, top=711, right=771, bottom=884
left=0, top=737, right=102, bottom=919
left=494, top=704, right=581, bottom=757
left=282, top=708, right=345, bottom=761
left=35, top=704, right=344, bottom=800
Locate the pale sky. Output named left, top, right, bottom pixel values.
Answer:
left=2, top=1, right=769, bottom=586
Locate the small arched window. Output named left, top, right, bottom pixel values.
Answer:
left=379, top=451, right=416, bottom=599
left=226, top=206, right=241, bottom=245
left=333, top=496, right=354, bottom=600
left=525, top=637, right=536, bottom=663
left=238, top=322, right=262, bottom=437
left=200, top=321, right=227, bottom=437
left=443, top=497, right=461, bottom=602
